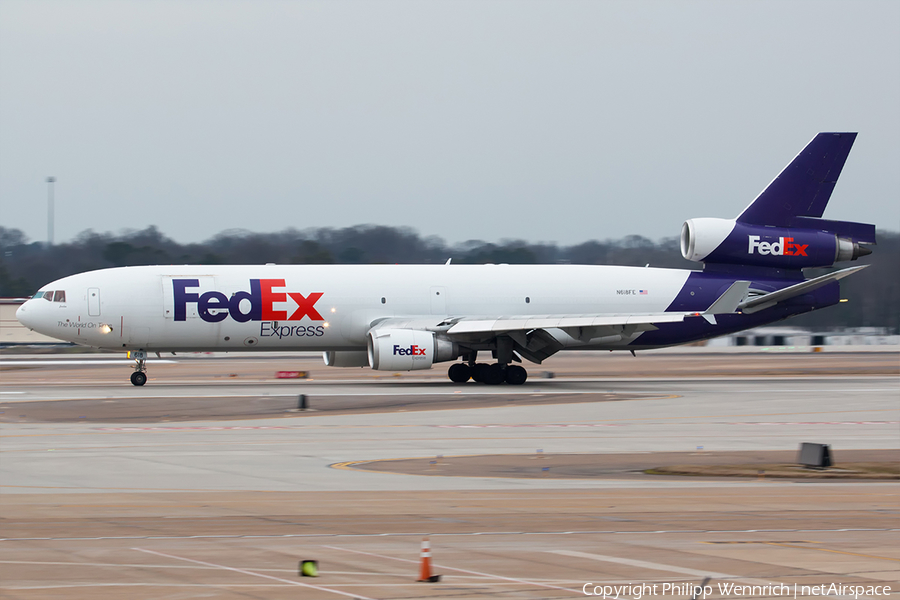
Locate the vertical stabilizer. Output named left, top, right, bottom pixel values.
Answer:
left=681, top=132, right=875, bottom=271
left=737, top=132, right=856, bottom=226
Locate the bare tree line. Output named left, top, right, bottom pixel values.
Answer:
left=1, top=225, right=896, bottom=332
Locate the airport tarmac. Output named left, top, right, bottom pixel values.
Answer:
left=1, top=352, right=898, bottom=598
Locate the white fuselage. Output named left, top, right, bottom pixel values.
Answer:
left=17, top=264, right=693, bottom=352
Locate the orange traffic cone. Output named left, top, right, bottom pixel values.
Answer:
left=417, top=537, right=441, bottom=582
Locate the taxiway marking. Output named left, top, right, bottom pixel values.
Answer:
left=761, top=542, right=900, bottom=562
left=551, top=550, right=772, bottom=585
left=0, top=389, right=655, bottom=402
left=325, top=544, right=581, bottom=594
left=0, top=360, right=177, bottom=366
left=0, top=560, right=582, bottom=582
left=2, top=583, right=297, bottom=590
left=132, top=547, right=374, bottom=600
left=4, top=527, right=897, bottom=543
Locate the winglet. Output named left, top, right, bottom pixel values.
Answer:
left=702, top=280, right=751, bottom=324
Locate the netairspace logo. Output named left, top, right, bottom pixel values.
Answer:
left=581, top=582, right=891, bottom=599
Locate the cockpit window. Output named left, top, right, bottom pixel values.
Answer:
left=34, top=290, right=67, bottom=302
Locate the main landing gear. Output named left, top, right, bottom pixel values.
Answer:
left=447, top=362, right=527, bottom=385
left=130, top=351, right=148, bottom=386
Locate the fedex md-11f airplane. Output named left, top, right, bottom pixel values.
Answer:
left=17, top=133, right=875, bottom=386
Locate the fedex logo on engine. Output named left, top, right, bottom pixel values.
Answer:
left=393, top=344, right=427, bottom=356
left=173, top=279, right=324, bottom=323
left=748, top=236, right=808, bottom=257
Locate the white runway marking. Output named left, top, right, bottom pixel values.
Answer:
left=0, top=389, right=621, bottom=400
left=0, top=360, right=176, bottom=365
left=3, top=583, right=296, bottom=590
left=551, top=549, right=772, bottom=584
left=3, top=526, right=898, bottom=543
left=433, top=421, right=898, bottom=428
left=87, top=420, right=898, bottom=433
left=1, top=387, right=893, bottom=404
left=325, top=544, right=582, bottom=594
left=132, top=547, right=374, bottom=600
left=0, top=387, right=649, bottom=403
left=0, top=560, right=569, bottom=582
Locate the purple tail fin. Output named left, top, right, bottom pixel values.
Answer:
left=736, top=132, right=874, bottom=244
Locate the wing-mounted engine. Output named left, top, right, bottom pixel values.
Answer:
left=367, top=328, right=459, bottom=371
left=681, top=218, right=872, bottom=269
left=323, top=351, right=370, bottom=367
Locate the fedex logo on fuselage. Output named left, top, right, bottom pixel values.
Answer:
left=393, top=344, right=426, bottom=356
left=748, top=235, right=808, bottom=257
left=173, top=279, right=324, bottom=323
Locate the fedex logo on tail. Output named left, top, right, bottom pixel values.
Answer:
left=748, top=235, right=808, bottom=257
left=173, top=279, right=323, bottom=323
left=393, top=344, right=427, bottom=357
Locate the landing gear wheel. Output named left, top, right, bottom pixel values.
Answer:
left=471, top=363, right=490, bottom=383
left=483, top=363, right=505, bottom=385
left=130, top=350, right=148, bottom=386
left=448, top=363, right=471, bottom=383
left=505, top=365, right=527, bottom=385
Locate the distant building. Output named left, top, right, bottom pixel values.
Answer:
left=706, top=326, right=900, bottom=348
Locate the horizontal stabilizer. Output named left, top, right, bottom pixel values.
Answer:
left=790, top=217, right=877, bottom=245
left=738, top=265, right=867, bottom=314
left=706, top=281, right=751, bottom=314
left=701, top=280, right=750, bottom=324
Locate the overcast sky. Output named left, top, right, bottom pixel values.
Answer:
left=1, top=0, right=897, bottom=247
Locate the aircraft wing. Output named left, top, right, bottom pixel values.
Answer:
left=446, top=313, right=687, bottom=335
left=369, top=282, right=753, bottom=364
left=443, top=280, right=754, bottom=331
left=445, top=312, right=693, bottom=363
left=372, top=311, right=697, bottom=365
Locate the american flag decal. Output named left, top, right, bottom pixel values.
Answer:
left=639, top=290, right=648, bottom=295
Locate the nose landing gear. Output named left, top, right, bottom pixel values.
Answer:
left=130, top=351, right=148, bottom=386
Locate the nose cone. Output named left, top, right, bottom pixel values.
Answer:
left=16, top=302, right=35, bottom=329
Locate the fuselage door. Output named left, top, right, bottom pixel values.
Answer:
left=87, top=288, right=101, bottom=316
left=430, top=286, right=447, bottom=315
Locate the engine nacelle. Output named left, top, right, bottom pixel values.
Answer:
left=367, top=329, right=458, bottom=371
left=681, top=218, right=870, bottom=269
left=323, top=351, right=370, bottom=367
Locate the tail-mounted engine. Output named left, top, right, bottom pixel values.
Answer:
left=680, top=133, right=877, bottom=270
left=681, top=218, right=872, bottom=269
left=367, top=329, right=459, bottom=371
